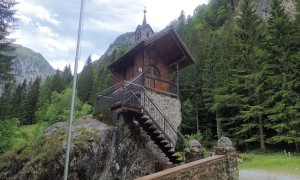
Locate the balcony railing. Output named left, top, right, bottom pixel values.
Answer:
left=95, top=78, right=185, bottom=155
left=144, top=76, right=177, bottom=96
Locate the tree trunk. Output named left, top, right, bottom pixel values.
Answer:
left=258, top=114, right=266, bottom=150
left=295, top=142, right=300, bottom=153
left=196, top=101, right=199, bottom=133
left=216, top=109, right=221, bottom=139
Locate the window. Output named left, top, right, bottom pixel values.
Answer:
left=145, top=65, right=160, bottom=89
left=145, top=65, right=160, bottom=78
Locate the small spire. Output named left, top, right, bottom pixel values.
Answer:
left=142, top=6, right=147, bottom=26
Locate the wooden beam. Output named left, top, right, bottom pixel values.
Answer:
left=168, top=56, right=186, bottom=67
left=170, top=32, right=187, bottom=58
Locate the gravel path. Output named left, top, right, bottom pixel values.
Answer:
left=239, top=170, right=300, bottom=180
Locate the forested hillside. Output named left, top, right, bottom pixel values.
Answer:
left=176, top=0, right=300, bottom=152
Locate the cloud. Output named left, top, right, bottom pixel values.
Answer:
left=15, top=0, right=60, bottom=25
left=91, top=54, right=100, bottom=61
left=50, top=59, right=85, bottom=73
left=14, top=13, right=32, bottom=24
left=34, top=24, right=76, bottom=52
left=84, top=0, right=207, bottom=33
left=37, top=24, right=59, bottom=38
left=11, top=0, right=208, bottom=73
left=83, top=0, right=144, bottom=32
left=143, top=0, right=208, bottom=30
left=84, top=18, right=134, bottom=33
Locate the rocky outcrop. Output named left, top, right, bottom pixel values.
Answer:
left=254, top=0, right=297, bottom=20
left=0, top=115, right=167, bottom=179
left=184, top=139, right=205, bottom=163
left=11, top=44, right=55, bottom=84
left=93, top=32, right=135, bottom=67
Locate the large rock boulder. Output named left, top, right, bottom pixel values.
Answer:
left=184, top=139, right=204, bottom=163
left=0, top=115, right=166, bottom=179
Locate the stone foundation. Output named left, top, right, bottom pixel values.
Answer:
left=136, top=156, right=228, bottom=180
left=146, top=90, right=182, bottom=129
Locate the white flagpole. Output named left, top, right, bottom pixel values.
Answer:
left=63, top=0, right=85, bottom=179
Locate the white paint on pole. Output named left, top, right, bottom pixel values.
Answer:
left=63, top=0, right=85, bottom=179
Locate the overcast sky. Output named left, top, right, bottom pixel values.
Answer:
left=11, top=0, right=208, bottom=72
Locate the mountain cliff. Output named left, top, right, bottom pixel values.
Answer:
left=93, top=32, right=135, bottom=67
left=10, top=44, right=55, bottom=84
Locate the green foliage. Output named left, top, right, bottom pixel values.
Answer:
left=36, top=88, right=92, bottom=124
left=23, top=77, right=41, bottom=125
left=176, top=0, right=300, bottom=152
left=260, top=0, right=300, bottom=151
left=180, top=99, right=197, bottom=134
left=12, top=122, right=46, bottom=150
left=78, top=55, right=94, bottom=104
left=0, top=77, right=42, bottom=125
left=73, top=127, right=99, bottom=151
left=0, top=83, right=14, bottom=118
left=0, top=0, right=17, bottom=84
left=0, top=118, right=19, bottom=153
left=0, top=124, right=99, bottom=176
left=183, top=133, right=204, bottom=148
left=93, top=109, right=113, bottom=125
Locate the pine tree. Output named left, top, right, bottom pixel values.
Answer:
left=11, top=80, right=27, bottom=122
left=24, top=77, right=41, bottom=125
left=50, top=69, right=64, bottom=93
left=229, top=0, right=266, bottom=150
left=177, top=10, right=186, bottom=34
left=38, top=77, right=52, bottom=107
left=78, top=55, right=94, bottom=104
left=180, top=98, right=197, bottom=134
left=0, top=0, right=17, bottom=84
left=263, top=0, right=300, bottom=152
left=0, top=83, right=13, bottom=118
left=61, top=64, right=72, bottom=87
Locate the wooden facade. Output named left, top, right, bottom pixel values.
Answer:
left=97, top=12, right=195, bottom=164
left=108, top=12, right=195, bottom=97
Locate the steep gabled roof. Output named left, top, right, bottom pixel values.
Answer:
left=108, top=26, right=195, bottom=73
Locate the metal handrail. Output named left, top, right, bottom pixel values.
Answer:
left=96, top=77, right=186, bottom=152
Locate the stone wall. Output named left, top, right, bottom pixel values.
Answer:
left=136, top=137, right=239, bottom=180
left=146, top=90, right=182, bottom=129
left=136, top=156, right=228, bottom=180
left=145, top=90, right=182, bottom=144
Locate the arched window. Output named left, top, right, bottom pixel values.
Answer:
left=145, top=65, right=160, bottom=78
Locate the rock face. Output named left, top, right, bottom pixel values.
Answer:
left=0, top=115, right=166, bottom=179
left=93, top=32, right=135, bottom=67
left=254, top=0, right=297, bottom=20
left=10, top=44, right=55, bottom=84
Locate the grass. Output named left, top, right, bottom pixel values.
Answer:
left=239, top=152, right=300, bottom=175
left=12, top=122, right=47, bottom=150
